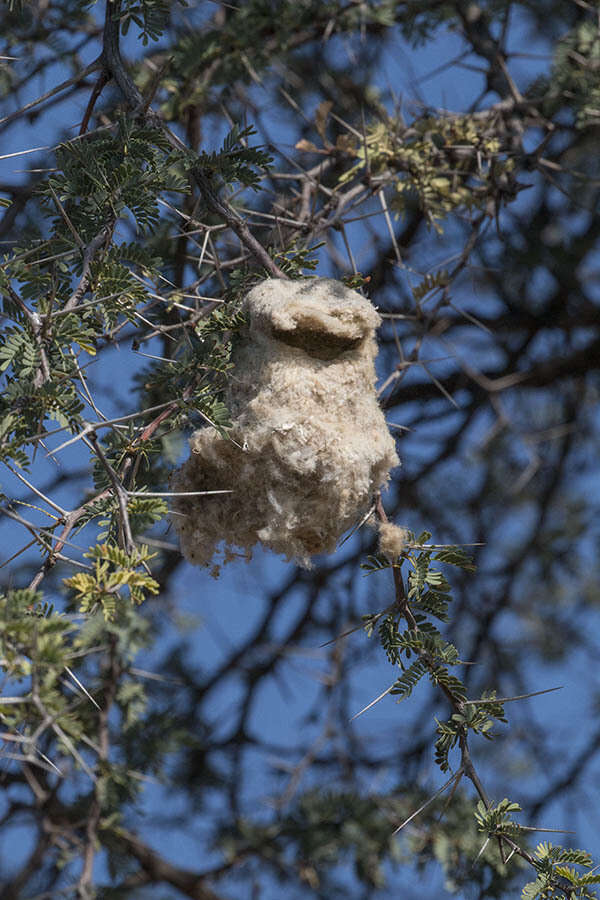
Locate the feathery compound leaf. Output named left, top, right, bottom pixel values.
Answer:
left=378, top=614, right=401, bottom=664
left=390, top=658, right=429, bottom=700
left=411, top=589, right=450, bottom=622
left=0, top=327, right=37, bottom=374
left=557, top=849, right=594, bottom=866
left=521, top=876, right=550, bottom=900
left=120, top=0, right=175, bottom=44
left=475, top=797, right=522, bottom=832
left=434, top=547, right=476, bottom=572
left=194, top=124, right=273, bottom=191
left=411, top=269, right=449, bottom=302
left=64, top=543, right=159, bottom=620
left=361, top=554, right=392, bottom=574
left=408, top=552, right=431, bottom=598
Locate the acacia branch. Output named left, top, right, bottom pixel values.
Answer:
left=0, top=58, right=101, bottom=131
left=375, top=494, right=582, bottom=891
left=28, top=489, right=111, bottom=591
left=100, top=0, right=287, bottom=279
left=86, top=431, right=135, bottom=554
left=64, top=225, right=114, bottom=312
left=113, top=828, right=229, bottom=900
left=78, top=638, right=120, bottom=898
left=190, top=167, right=289, bottom=279
left=383, top=336, right=600, bottom=410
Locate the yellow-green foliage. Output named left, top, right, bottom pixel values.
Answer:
left=64, top=543, right=159, bottom=621
left=339, top=113, right=512, bottom=231
left=520, top=842, right=600, bottom=900
left=411, top=268, right=450, bottom=303
left=552, top=21, right=600, bottom=128
left=0, top=590, right=74, bottom=686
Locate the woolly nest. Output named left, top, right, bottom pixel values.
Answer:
left=171, top=277, right=399, bottom=569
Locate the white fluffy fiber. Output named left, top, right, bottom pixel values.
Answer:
left=172, top=278, right=399, bottom=568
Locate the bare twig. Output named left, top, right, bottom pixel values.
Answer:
left=78, top=637, right=120, bottom=898
left=393, top=769, right=464, bottom=834
left=64, top=225, right=114, bottom=312
left=28, top=490, right=110, bottom=591
left=85, top=432, right=135, bottom=554
left=0, top=59, right=101, bottom=130
left=112, top=827, right=228, bottom=900
left=80, top=69, right=110, bottom=135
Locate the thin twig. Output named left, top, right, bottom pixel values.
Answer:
left=100, top=0, right=288, bottom=279
left=85, top=432, right=135, bottom=554
left=77, top=636, right=120, bottom=897
left=0, top=59, right=101, bottom=130
left=393, top=770, right=464, bottom=834
left=64, top=225, right=114, bottom=312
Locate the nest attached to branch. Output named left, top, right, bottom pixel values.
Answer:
left=172, top=278, right=399, bottom=569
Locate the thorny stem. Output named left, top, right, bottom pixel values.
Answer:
left=190, top=166, right=290, bottom=279
left=28, top=490, right=111, bottom=592
left=112, top=827, right=228, bottom=900
left=86, top=431, right=135, bottom=554
left=23, top=386, right=191, bottom=591
left=77, top=636, right=120, bottom=899
left=79, top=69, right=110, bottom=136
left=374, top=493, right=461, bottom=714
left=0, top=58, right=101, bottom=132
left=375, top=493, right=577, bottom=891
left=64, top=224, right=114, bottom=312
left=101, top=0, right=288, bottom=279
